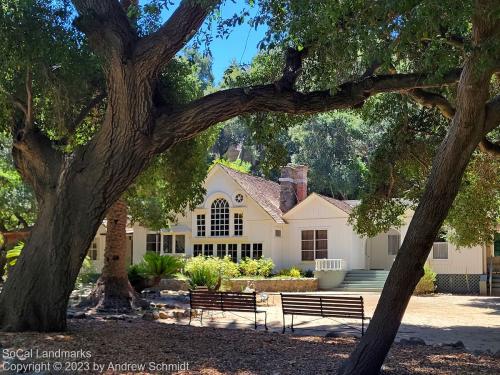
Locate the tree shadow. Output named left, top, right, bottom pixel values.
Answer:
left=1, top=319, right=499, bottom=374
left=458, top=297, right=500, bottom=315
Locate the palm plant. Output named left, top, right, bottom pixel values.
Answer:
left=137, top=253, right=184, bottom=285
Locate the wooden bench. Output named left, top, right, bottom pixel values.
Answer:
left=280, top=293, right=370, bottom=334
left=189, top=290, right=267, bottom=330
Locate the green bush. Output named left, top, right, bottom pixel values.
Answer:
left=139, top=252, right=184, bottom=280
left=239, top=258, right=259, bottom=276
left=239, top=257, right=275, bottom=277
left=3, top=242, right=23, bottom=279
left=275, top=266, right=302, bottom=278
left=76, top=256, right=99, bottom=285
left=414, top=265, right=436, bottom=295
left=289, top=267, right=302, bottom=278
left=184, top=256, right=239, bottom=290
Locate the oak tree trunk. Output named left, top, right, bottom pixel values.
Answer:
left=80, top=199, right=147, bottom=311
left=0, top=66, right=158, bottom=331
left=340, top=2, right=498, bottom=372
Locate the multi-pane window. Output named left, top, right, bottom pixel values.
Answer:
left=252, top=243, right=263, bottom=259
left=88, top=241, right=98, bottom=261
left=175, top=235, right=185, bottom=254
left=193, top=244, right=203, bottom=257
left=196, top=214, right=206, bottom=237
left=216, top=243, right=227, bottom=258
left=204, top=244, right=214, bottom=256
left=163, top=234, right=173, bottom=253
left=211, top=198, right=230, bottom=236
left=388, top=234, right=400, bottom=256
left=432, top=242, right=448, bottom=259
left=301, top=230, right=328, bottom=261
left=228, top=244, right=238, bottom=263
left=234, top=213, right=243, bottom=236
left=146, top=234, right=160, bottom=253
left=241, top=244, right=251, bottom=259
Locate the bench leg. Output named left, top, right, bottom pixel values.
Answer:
left=362, top=319, right=364, bottom=336
left=291, top=314, right=295, bottom=332
left=282, top=312, right=286, bottom=333
left=264, top=312, right=268, bottom=331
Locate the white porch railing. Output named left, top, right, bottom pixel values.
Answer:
left=315, top=259, right=346, bottom=271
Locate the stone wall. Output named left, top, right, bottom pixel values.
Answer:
left=224, top=278, right=318, bottom=292
left=157, top=278, right=190, bottom=291
left=158, top=277, right=319, bottom=293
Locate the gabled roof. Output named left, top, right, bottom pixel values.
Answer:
left=318, top=195, right=356, bottom=214
left=213, top=164, right=356, bottom=223
left=217, top=165, right=285, bottom=223
left=282, top=192, right=354, bottom=218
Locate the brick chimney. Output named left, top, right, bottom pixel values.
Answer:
left=279, top=164, right=308, bottom=212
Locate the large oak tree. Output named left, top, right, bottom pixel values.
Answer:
left=0, top=1, right=498, bottom=374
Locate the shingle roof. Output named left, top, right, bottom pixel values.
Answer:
left=219, top=165, right=285, bottom=223
left=318, top=195, right=355, bottom=214
left=218, top=164, right=355, bottom=221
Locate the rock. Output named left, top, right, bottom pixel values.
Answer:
left=325, top=331, right=339, bottom=338
left=158, top=311, right=170, bottom=319
left=400, top=337, right=426, bottom=346
left=67, top=312, right=75, bottom=319
left=73, top=312, right=87, bottom=319
left=409, top=337, right=426, bottom=346
left=441, top=340, right=465, bottom=349
left=493, top=350, right=500, bottom=358
left=142, top=311, right=160, bottom=321
left=103, top=315, right=126, bottom=320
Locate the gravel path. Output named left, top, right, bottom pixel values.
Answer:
left=1, top=319, right=499, bottom=374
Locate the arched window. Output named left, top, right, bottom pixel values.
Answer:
left=211, top=198, right=229, bottom=236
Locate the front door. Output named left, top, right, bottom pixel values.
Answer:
left=368, top=231, right=399, bottom=270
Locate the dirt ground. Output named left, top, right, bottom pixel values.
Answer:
left=1, top=319, right=499, bottom=375
left=181, top=292, right=500, bottom=353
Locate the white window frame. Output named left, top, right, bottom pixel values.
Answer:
left=210, top=198, right=230, bottom=236
left=301, top=229, right=328, bottom=261
left=432, top=242, right=449, bottom=260
left=388, top=234, right=400, bottom=256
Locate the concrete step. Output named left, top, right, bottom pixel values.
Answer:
left=341, top=281, right=387, bottom=286
left=332, top=287, right=383, bottom=292
left=344, top=276, right=389, bottom=281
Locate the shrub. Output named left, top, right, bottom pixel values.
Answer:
left=303, top=269, right=314, bottom=278
left=239, top=258, right=259, bottom=276
left=239, top=257, right=274, bottom=277
left=184, top=256, right=239, bottom=290
left=289, top=267, right=302, bottom=278
left=76, top=256, right=99, bottom=285
left=139, top=252, right=184, bottom=280
left=3, top=242, right=23, bottom=279
left=257, top=258, right=275, bottom=277
left=414, top=265, right=436, bottom=295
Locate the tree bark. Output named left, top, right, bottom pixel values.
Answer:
left=80, top=199, right=147, bottom=311
left=340, top=2, right=499, bottom=373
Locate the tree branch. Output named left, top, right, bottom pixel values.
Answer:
left=479, top=137, right=500, bottom=157
left=407, top=88, right=456, bottom=119
left=69, top=92, right=106, bottom=132
left=25, top=68, right=33, bottom=129
left=72, top=0, right=137, bottom=62
left=152, top=69, right=462, bottom=152
left=134, top=0, right=217, bottom=77
left=275, top=47, right=308, bottom=91
left=485, top=94, right=500, bottom=132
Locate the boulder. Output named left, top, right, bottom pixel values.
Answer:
left=158, top=311, right=170, bottom=319
left=142, top=311, right=160, bottom=321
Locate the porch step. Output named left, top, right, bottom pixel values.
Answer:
left=334, top=270, right=389, bottom=292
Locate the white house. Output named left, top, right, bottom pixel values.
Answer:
left=88, top=163, right=490, bottom=294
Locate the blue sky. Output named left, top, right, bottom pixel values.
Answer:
left=156, top=1, right=267, bottom=84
